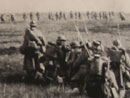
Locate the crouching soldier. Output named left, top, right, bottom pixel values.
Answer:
left=20, top=21, right=46, bottom=78
left=67, top=41, right=81, bottom=80
left=86, top=54, right=118, bottom=98
left=55, top=35, right=70, bottom=77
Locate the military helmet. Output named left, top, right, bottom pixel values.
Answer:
left=113, top=39, right=121, bottom=46
left=70, top=41, right=80, bottom=48
left=93, top=40, right=101, bottom=46
left=30, top=20, right=37, bottom=27
left=57, top=35, right=66, bottom=41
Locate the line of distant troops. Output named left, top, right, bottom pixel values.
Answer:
left=0, top=11, right=125, bottom=23
left=48, top=11, right=125, bottom=20
left=48, top=11, right=126, bottom=21
left=0, top=12, right=40, bottom=23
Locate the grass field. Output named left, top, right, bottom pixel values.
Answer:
left=0, top=16, right=130, bottom=98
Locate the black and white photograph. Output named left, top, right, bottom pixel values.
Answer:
left=0, top=0, right=130, bottom=98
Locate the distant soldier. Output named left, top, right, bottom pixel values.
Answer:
left=0, top=14, right=5, bottom=22
left=48, top=13, right=53, bottom=20
left=23, top=13, right=27, bottom=21
left=119, top=12, right=125, bottom=21
left=78, top=12, right=81, bottom=20
left=108, top=12, right=112, bottom=20
left=30, top=12, right=33, bottom=21
left=86, top=11, right=90, bottom=19
left=63, top=12, right=66, bottom=20
left=99, top=12, right=102, bottom=20
left=10, top=14, right=15, bottom=23
left=70, top=41, right=92, bottom=92
left=55, top=12, right=59, bottom=21
left=59, top=11, right=63, bottom=20
left=92, top=12, right=97, bottom=20
left=36, top=12, right=40, bottom=21
left=20, top=21, right=46, bottom=78
left=91, top=11, right=94, bottom=19
left=70, top=11, right=73, bottom=19
left=103, top=12, right=108, bottom=20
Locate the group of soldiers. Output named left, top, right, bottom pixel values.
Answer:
left=0, top=12, right=40, bottom=23
left=48, top=11, right=125, bottom=21
left=23, top=12, right=40, bottom=21
left=20, top=21, right=130, bottom=98
left=0, top=14, right=15, bottom=23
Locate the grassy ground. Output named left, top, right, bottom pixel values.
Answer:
left=0, top=18, right=130, bottom=98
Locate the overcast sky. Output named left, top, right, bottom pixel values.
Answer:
left=0, top=0, right=130, bottom=13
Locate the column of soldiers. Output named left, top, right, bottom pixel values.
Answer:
left=48, top=12, right=67, bottom=21
left=48, top=11, right=117, bottom=21
left=20, top=21, right=130, bottom=98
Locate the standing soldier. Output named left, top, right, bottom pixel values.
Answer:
left=63, top=12, right=66, bottom=20
left=55, top=12, right=59, bottom=21
left=86, top=11, right=90, bottom=19
left=20, top=21, right=46, bottom=78
left=99, top=12, right=102, bottom=20
left=10, top=14, right=15, bottom=23
left=59, top=11, right=63, bottom=20
left=78, top=12, right=81, bottom=20
left=36, top=12, right=40, bottom=21
left=23, top=13, right=27, bottom=21
left=90, top=40, right=105, bottom=56
left=30, top=12, right=33, bottom=21
left=0, top=14, right=5, bottom=23
left=70, top=11, right=73, bottom=19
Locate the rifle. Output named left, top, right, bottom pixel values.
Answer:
left=116, top=24, right=124, bottom=88
left=73, top=22, right=91, bottom=58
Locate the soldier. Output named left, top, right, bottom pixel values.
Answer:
left=70, top=11, right=73, bottom=19
left=36, top=12, right=40, bottom=21
left=10, top=14, right=15, bottom=23
left=90, top=40, right=105, bottom=56
left=63, top=12, right=66, bottom=20
left=87, top=54, right=119, bottom=98
left=108, top=39, right=129, bottom=98
left=78, top=12, right=81, bottom=20
left=30, top=12, right=33, bottom=21
left=67, top=41, right=81, bottom=79
left=0, top=14, right=5, bottom=23
left=20, top=21, right=46, bottom=78
left=55, top=35, right=70, bottom=78
left=55, top=12, right=59, bottom=21
left=23, top=13, right=27, bottom=21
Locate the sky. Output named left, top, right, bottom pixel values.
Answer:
left=0, top=0, right=130, bottom=13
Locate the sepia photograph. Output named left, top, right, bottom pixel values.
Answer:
left=0, top=0, right=130, bottom=98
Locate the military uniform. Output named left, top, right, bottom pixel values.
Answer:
left=54, top=35, right=70, bottom=77
left=20, top=21, right=46, bottom=77
left=108, top=39, right=128, bottom=98
left=67, top=41, right=81, bottom=79
left=90, top=40, right=105, bottom=56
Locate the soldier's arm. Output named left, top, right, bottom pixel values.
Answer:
left=27, top=29, right=43, bottom=46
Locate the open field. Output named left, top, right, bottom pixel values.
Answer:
left=0, top=17, right=130, bottom=98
